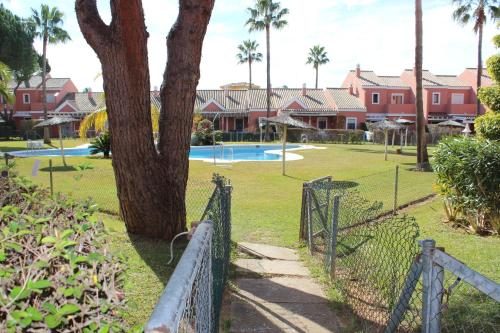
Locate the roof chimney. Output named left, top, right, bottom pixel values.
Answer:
left=302, top=83, right=307, bottom=96
left=348, top=83, right=354, bottom=95
left=356, top=64, right=361, bottom=78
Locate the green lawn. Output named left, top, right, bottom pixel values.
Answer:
left=6, top=140, right=499, bottom=329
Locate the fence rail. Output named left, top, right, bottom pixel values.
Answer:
left=146, top=175, right=232, bottom=333
left=300, top=173, right=500, bottom=332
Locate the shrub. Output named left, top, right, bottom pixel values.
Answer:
left=90, top=131, right=111, bottom=158
left=0, top=177, right=128, bottom=332
left=193, top=119, right=222, bottom=145
left=432, top=137, right=500, bottom=234
left=478, top=86, right=500, bottom=113
left=475, top=111, right=500, bottom=140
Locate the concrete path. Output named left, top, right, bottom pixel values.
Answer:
left=229, top=242, right=340, bottom=333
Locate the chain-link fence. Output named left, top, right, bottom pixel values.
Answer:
left=300, top=174, right=499, bottom=332
left=9, top=157, right=214, bottom=221
left=146, top=175, right=232, bottom=333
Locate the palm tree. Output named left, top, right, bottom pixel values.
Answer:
left=453, top=0, right=499, bottom=116
left=306, top=45, right=330, bottom=89
left=237, top=40, right=263, bottom=89
left=30, top=4, right=71, bottom=143
left=416, top=0, right=430, bottom=171
left=246, top=0, right=289, bottom=141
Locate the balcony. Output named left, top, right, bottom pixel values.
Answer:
left=386, top=104, right=416, bottom=115
left=448, top=104, right=476, bottom=116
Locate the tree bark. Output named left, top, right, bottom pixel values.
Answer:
left=315, top=66, right=318, bottom=89
left=249, top=58, right=252, bottom=89
left=476, top=23, right=483, bottom=116
left=42, top=34, right=51, bottom=144
left=265, top=24, right=271, bottom=142
left=415, top=0, right=429, bottom=171
left=76, top=0, right=214, bottom=240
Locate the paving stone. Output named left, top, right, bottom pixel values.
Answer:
left=234, top=259, right=309, bottom=277
left=239, top=242, right=299, bottom=261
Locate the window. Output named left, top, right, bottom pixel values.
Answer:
left=23, top=93, right=30, bottom=104
left=317, top=117, right=328, bottom=130
left=346, top=117, right=357, bottom=130
left=391, top=94, right=404, bottom=104
left=432, top=92, right=441, bottom=105
left=213, top=118, right=220, bottom=130
left=235, top=118, right=244, bottom=132
left=372, top=93, right=380, bottom=104
left=451, top=93, right=464, bottom=105
left=46, top=94, right=55, bottom=103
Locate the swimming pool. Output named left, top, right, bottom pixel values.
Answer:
left=10, top=144, right=310, bottom=162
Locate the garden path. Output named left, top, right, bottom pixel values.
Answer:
left=229, top=242, right=340, bottom=332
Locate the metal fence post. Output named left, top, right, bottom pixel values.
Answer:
left=306, top=187, right=314, bottom=255
left=49, top=159, right=54, bottom=196
left=421, top=239, right=443, bottom=333
left=299, top=183, right=308, bottom=241
left=393, top=165, right=399, bottom=214
left=329, top=195, right=340, bottom=280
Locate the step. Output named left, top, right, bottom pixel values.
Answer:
left=234, top=259, right=310, bottom=277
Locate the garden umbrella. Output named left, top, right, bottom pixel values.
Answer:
left=437, top=120, right=465, bottom=128
left=264, top=112, right=316, bottom=175
left=34, top=116, right=78, bottom=167
left=371, top=120, right=403, bottom=161
left=395, top=118, right=415, bottom=149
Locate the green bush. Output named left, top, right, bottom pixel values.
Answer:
left=478, top=86, right=500, bottom=113
left=486, top=54, right=500, bottom=83
left=90, top=131, right=111, bottom=158
left=432, top=137, right=500, bottom=234
left=0, top=177, right=129, bottom=332
left=475, top=112, right=500, bottom=140
left=193, top=119, right=222, bottom=145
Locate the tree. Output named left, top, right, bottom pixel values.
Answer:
left=246, top=0, right=289, bottom=141
left=236, top=40, right=262, bottom=89
left=0, top=62, right=14, bottom=107
left=306, top=45, right=330, bottom=89
left=453, top=0, right=499, bottom=116
left=30, top=4, right=71, bottom=143
left=75, top=0, right=215, bottom=240
left=416, top=0, right=430, bottom=171
left=0, top=4, right=40, bottom=97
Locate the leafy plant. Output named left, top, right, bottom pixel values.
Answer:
left=193, top=119, right=222, bottom=146
left=475, top=111, right=500, bottom=140
left=90, top=132, right=111, bottom=158
left=0, top=177, right=127, bottom=331
left=432, top=137, right=500, bottom=234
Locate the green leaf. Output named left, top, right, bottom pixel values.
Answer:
left=73, top=287, right=83, bottom=299
left=61, top=229, right=74, bottom=240
left=45, top=315, right=62, bottom=329
left=41, top=236, right=57, bottom=244
left=58, top=240, right=77, bottom=249
left=9, top=286, right=31, bottom=300
left=42, top=302, right=58, bottom=315
left=26, top=307, right=42, bottom=321
left=0, top=251, right=5, bottom=262
left=4, top=242, right=22, bottom=252
left=63, top=287, right=74, bottom=297
left=59, top=303, right=80, bottom=316
left=19, top=317, right=32, bottom=328
left=29, top=279, right=52, bottom=290
left=34, top=217, right=50, bottom=224
left=98, top=324, right=110, bottom=333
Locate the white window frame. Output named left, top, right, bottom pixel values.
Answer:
left=23, top=93, right=30, bottom=104
left=432, top=92, right=441, bottom=105
left=317, top=117, right=328, bottom=130
left=391, top=93, right=404, bottom=104
left=372, top=92, right=380, bottom=104
left=451, top=93, right=464, bottom=105
left=346, top=117, right=357, bottom=130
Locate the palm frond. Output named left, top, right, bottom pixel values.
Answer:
left=79, top=108, right=108, bottom=139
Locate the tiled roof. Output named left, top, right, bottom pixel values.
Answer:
left=352, top=70, right=410, bottom=88
left=326, top=88, right=367, bottom=111
left=195, top=90, right=250, bottom=111
left=74, top=92, right=106, bottom=112
left=404, top=69, right=471, bottom=88
left=8, top=75, right=70, bottom=90
left=464, top=68, right=493, bottom=86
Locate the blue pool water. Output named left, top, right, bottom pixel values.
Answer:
left=10, top=144, right=302, bottom=162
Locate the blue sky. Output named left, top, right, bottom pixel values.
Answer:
left=3, top=0, right=498, bottom=91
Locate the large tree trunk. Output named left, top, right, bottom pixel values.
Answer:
left=265, top=24, right=271, bottom=142
left=76, top=0, right=214, bottom=240
left=315, top=66, right=318, bottom=89
left=42, top=35, right=51, bottom=144
left=415, top=0, right=429, bottom=171
left=249, top=58, right=252, bottom=89
left=476, top=23, right=483, bottom=116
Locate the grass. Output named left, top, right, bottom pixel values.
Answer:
left=6, top=139, right=498, bottom=328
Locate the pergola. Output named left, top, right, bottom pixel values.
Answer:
left=264, top=112, right=316, bottom=175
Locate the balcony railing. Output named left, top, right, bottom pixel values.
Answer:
left=448, top=104, right=476, bottom=115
